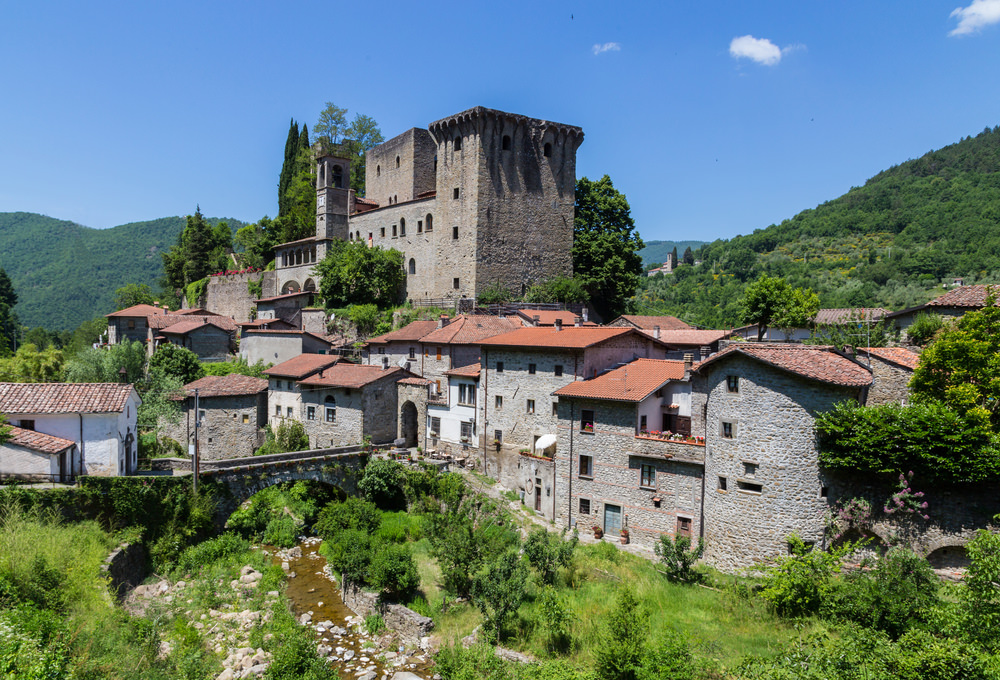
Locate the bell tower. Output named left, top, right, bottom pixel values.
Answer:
left=315, top=149, right=351, bottom=240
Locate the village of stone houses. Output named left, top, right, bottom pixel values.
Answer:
left=4, top=105, right=1000, bottom=680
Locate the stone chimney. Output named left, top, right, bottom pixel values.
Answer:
left=842, top=345, right=855, bottom=357
left=582, top=307, right=589, bottom=322
left=554, top=318, right=563, bottom=331
left=574, top=316, right=582, bottom=327
left=653, top=325, right=661, bottom=340
left=683, top=353, right=693, bottom=378
left=438, top=314, right=449, bottom=329
left=532, top=315, right=540, bottom=327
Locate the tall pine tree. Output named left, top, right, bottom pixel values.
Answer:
left=278, top=119, right=300, bottom=218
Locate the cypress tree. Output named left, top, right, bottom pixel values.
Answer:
left=0, top=268, right=17, bottom=308
left=183, top=207, right=214, bottom=284
left=278, top=119, right=299, bottom=217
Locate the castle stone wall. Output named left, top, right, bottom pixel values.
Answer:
left=364, top=128, right=436, bottom=205
left=205, top=272, right=263, bottom=324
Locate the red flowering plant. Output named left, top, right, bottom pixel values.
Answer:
left=883, top=471, right=929, bottom=520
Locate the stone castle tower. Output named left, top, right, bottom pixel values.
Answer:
left=273, top=106, right=584, bottom=302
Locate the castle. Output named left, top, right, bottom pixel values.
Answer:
left=273, top=106, right=585, bottom=302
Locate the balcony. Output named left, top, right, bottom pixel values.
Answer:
left=636, top=430, right=705, bottom=447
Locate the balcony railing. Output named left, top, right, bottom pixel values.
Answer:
left=636, top=430, right=705, bottom=446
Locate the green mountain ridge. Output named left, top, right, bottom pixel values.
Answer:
left=637, top=124, right=1000, bottom=328
left=0, top=212, right=246, bottom=330
left=637, top=240, right=707, bottom=269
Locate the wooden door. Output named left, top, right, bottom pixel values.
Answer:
left=534, top=478, right=542, bottom=511
left=604, top=504, right=622, bottom=535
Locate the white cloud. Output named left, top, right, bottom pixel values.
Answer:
left=729, top=35, right=783, bottom=66
left=950, top=0, right=1000, bottom=36
left=592, top=42, right=621, bottom=56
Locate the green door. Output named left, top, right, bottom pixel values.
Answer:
left=604, top=504, right=622, bottom=535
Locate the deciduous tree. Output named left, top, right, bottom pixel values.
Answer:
left=315, top=240, right=404, bottom=309
left=738, top=274, right=818, bottom=341
left=114, top=283, right=155, bottom=310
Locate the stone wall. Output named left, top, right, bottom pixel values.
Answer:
left=165, top=324, right=232, bottom=362
left=864, top=354, right=913, bottom=405
left=700, top=355, right=863, bottom=572
left=397, top=383, right=428, bottom=448
left=159, top=393, right=267, bottom=460
left=364, top=128, right=436, bottom=206
left=205, top=272, right=264, bottom=324
left=340, top=581, right=433, bottom=644
left=102, top=541, right=146, bottom=602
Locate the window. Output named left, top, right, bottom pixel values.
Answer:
left=453, top=278, right=460, bottom=289
left=436, top=346, right=442, bottom=360
left=453, top=187, right=460, bottom=199
left=380, top=227, right=385, bottom=237
left=743, top=462, right=758, bottom=478
left=376, top=164, right=380, bottom=177
left=382, top=357, right=389, bottom=368
left=425, top=213, right=433, bottom=231
left=325, top=396, right=336, bottom=422
left=392, top=225, right=397, bottom=237
left=19, top=419, right=34, bottom=431
left=454, top=137, right=462, bottom=151
left=275, top=405, right=281, bottom=416
left=430, top=417, right=441, bottom=435
left=640, top=415, right=647, bottom=431
left=417, top=220, right=423, bottom=233
left=677, top=517, right=692, bottom=537
left=408, top=258, right=416, bottom=275
left=307, top=406, right=316, bottom=421
left=526, top=399, right=535, bottom=414
left=127, top=319, right=135, bottom=329
left=579, top=455, right=593, bottom=477
left=378, top=347, right=385, bottom=354
left=452, top=226, right=459, bottom=239
left=286, top=407, right=293, bottom=417
left=820, top=486, right=829, bottom=499
left=395, top=155, right=400, bottom=168
left=727, top=375, right=739, bottom=393
left=544, top=142, right=552, bottom=157
left=502, top=135, right=511, bottom=150
left=459, top=383, right=476, bottom=406
left=581, top=409, right=595, bottom=433
left=332, top=165, right=343, bottom=188
left=554, top=365, right=563, bottom=377
left=640, top=463, right=656, bottom=489
left=409, top=347, right=416, bottom=359
left=528, top=363, right=536, bottom=375
left=738, top=480, right=763, bottom=494
left=579, top=498, right=591, bottom=515
left=718, top=476, right=728, bottom=491
left=496, top=361, right=504, bottom=373
left=494, top=429, right=502, bottom=444
left=495, top=395, right=503, bottom=409
left=242, top=414, right=250, bottom=424
left=552, top=402, right=558, bottom=416
left=461, top=421, right=473, bottom=441
left=400, top=218, right=406, bottom=236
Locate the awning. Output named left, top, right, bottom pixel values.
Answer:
left=534, top=434, right=558, bottom=453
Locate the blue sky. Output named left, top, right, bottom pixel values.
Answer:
left=1, top=1, right=998, bottom=243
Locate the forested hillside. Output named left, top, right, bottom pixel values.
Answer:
left=638, top=240, right=706, bottom=268
left=0, top=212, right=245, bottom=330
left=637, top=125, right=1000, bottom=328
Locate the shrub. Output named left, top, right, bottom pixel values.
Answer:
left=594, top=586, right=649, bottom=680
left=263, top=516, right=299, bottom=548
left=314, top=498, right=382, bottom=540
left=274, top=421, right=310, bottom=453
left=758, top=534, right=862, bottom=618
left=538, top=586, right=574, bottom=653
left=523, top=528, right=577, bottom=585
left=358, top=458, right=407, bottom=510
left=960, top=528, right=1000, bottom=651
left=653, top=534, right=705, bottom=583
left=906, top=311, right=944, bottom=345
left=638, top=631, right=696, bottom=680
left=368, top=543, right=419, bottom=600
left=471, top=549, right=528, bottom=643
left=364, top=613, right=385, bottom=636
left=175, top=533, right=251, bottom=574
left=322, top=529, right=374, bottom=584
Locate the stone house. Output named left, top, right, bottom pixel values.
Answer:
left=275, top=106, right=584, bottom=302
left=732, top=308, right=891, bottom=343
left=105, top=304, right=170, bottom=345
left=158, top=374, right=269, bottom=460
left=423, top=363, right=481, bottom=459
left=239, top=329, right=334, bottom=366
left=0, top=383, right=141, bottom=477
left=365, top=320, right=441, bottom=376
left=265, top=354, right=341, bottom=424
left=552, top=358, right=704, bottom=535
left=641, top=329, right=734, bottom=362
left=887, top=284, right=1000, bottom=336
left=858, top=346, right=919, bottom=405
left=106, top=305, right=238, bottom=358
left=0, top=426, right=77, bottom=483
left=693, top=344, right=872, bottom=571
left=476, top=327, right=669, bottom=486
left=156, top=318, right=234, bottom=362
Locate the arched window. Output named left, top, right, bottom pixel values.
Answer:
left=399, top=218, right=406, bottom=236
left=311, top=246, right=316, bottom=262
left=544, top=142, right=552, bottom=158
left=394, top=194, right=397, bottom=204
left=296, top=249, right=302, bottom=265
left=408, top=258, right=416, bottom=275
left=502, top=135, right=511, bottom=151
left=425, top=213, right=433, bottom=232
left=454, top=136, right=462, bottom=151
left=282, top=252, right=287, bottom=267
left=356, top=231, right=361, bottom=240
left=332, top=165, right=343, bottom=188
left=304, top=278, right=316, bottom=292
left=319, top=164, right=326, bottom=182
left=395, top=155, right=400, bottom=168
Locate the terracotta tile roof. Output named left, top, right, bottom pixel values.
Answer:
left=515, top=310, right=598, bottom=327
left=106, top=304, right=169, bottom=318
left=416, top=190, right=437, bottom=199
left=175, top=308, right=222, bottom=316
left=181, top=374, right=269, bottom=398
left=861, top=347, right=920, bottom=371
left=693, top=344, right=872, bottom=387
left=446, top=363, right=481, bottom=378
left=264, top=355, right=340, bottom=379
left=398, top=377, right=432, bottom=386
left=355, top=196, right=379, bottom=206
left=478, top=326, right=648, bottom=350
left=256, top=291, right=315, bottom=303
left=274, top=235, right=326, bottom=247
left=236, top=319, right=296, bottom=330
left=613, top=315, right=693, bottom=331
left=148, top=315, right=237, bottom=332
left=366, top=320, right=440, bottom=344
left=640, top=329, right=734, bottom=346
left=298, top=364, right=405, bottom=389
left=6, top=426, right=75, bottom=454
left=554, top=359, right=686, bottom=402
left=814, top=308, right=891, bottom=324
left=926, top=285, right=1000, bottom=308
left=420, top=315, right=523, bottom=345
left=159, top=319, right=234, bottom=336
left=0, top=383, right=137, bottom=414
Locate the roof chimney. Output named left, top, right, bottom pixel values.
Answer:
left=532, top=315, right=540, bottom=327
left=554, top=318, right=563, bottom=331
left=653, top=325, right=661, bottom=340
left=438, top=314, right=449, bottom=329
left=203, top=317, right=208, bottom=324
left=582, top=308, right=589, bottom=322
left=574, top=316, right=582, bottom=327
left=683, top=353, right=693, bottom=377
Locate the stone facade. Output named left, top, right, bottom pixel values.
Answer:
left=397, top=382, right=429, bottom=449
left=205, top=271, right=273, bottom=324
left=161, top=322, right=233, bottom=362
left=698, top=355, right=864, bottom=572
left=159, top=392, right=267, bottom=461
left=864, top=353, right=914, bottom=405
left=240, top=330, right=332, bottom=366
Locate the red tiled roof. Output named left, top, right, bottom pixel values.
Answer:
left=554, top=358, right=686, bottom=402
left=298, top=364, right=405, bottom=389
left=640, top=329, right=733, bottom=346
left=0, top=383, right=137, bottom=414
left=6, top=426, right=75, bottom=454
left=181, top=374, right=269, bottom=398
left=148, top=315, right=237, bottom=332
left=256, top=291, right=315, bottom=303
left=355, top=196, right=379, bottom=206
left=398, top=377, right=432, bottom=386
left=416, top=190, right=437, bottom=199
left=106, top=304, right=169, bottom=318
left=274, top=236, right=326, bottom=248
left=367, top=320, right=440, bottom=344
left=693, top=344, right=872, bottom=387
left=814, top=308, right=891, bottom=324
left=478, top=326, right=646, bottom=350
left=420, top=315, right=524, bottom=345
left=861, top=347, right=920, bottom=371
left=175, top=308, right=222, bottom=316
left=515, top=310, right=598, bottom=327
left=264, top=355, right=340, bottom=379
left=612, top=315, right=693, bottom=331
left=446, top=363, right=481, bottom=378
left=236, top=319, right=296, bottom=329
left=926, top=285, right=1000, bottom=308
left=159, top=319, right=234, bottom=336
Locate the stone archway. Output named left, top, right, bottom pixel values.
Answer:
left=400, top=401, right=418, bottom=447
left=303, top=278, right=317, bottom=292
left=281, top=280, right=301, bottom=294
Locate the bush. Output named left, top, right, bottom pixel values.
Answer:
left=594, top=586, right=649, bottom=680
left=322, top=529, right=374, bottom=584
left=523, top=528, right=577, bottom=585
left=368, top=543, right=419, bottom=599
left=364, top=613, right=385, bottom=636
left=149, top=342, right=205, bottom=385
left=314, top=498, right=382, bottom=540
left=537, top=586, right=574, bottom=653
left=275, top=421, right=310, bottom=453
left=638, top=631, right=696, bottom=680
left=263, top=516, right=299, bottom=548
left=358, top=458, right=407, bottom=510
left=471, top=549, right=528, bottom=643
left=907, top=312, right=944, bottom=345
left=759, top=534, right=862, bottom=618
left=175, top=533, right=251, bottom=574
left=653, top=533, right=705, bottom=583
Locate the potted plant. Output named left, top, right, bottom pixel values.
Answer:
left=593, top=525, right=604, bottom=539
left=620, top=528, right=630, bottom=545
left=493, top=438, right=501, bottom=450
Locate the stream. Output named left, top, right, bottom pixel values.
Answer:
left=267, top=537, right=435, bottom=680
